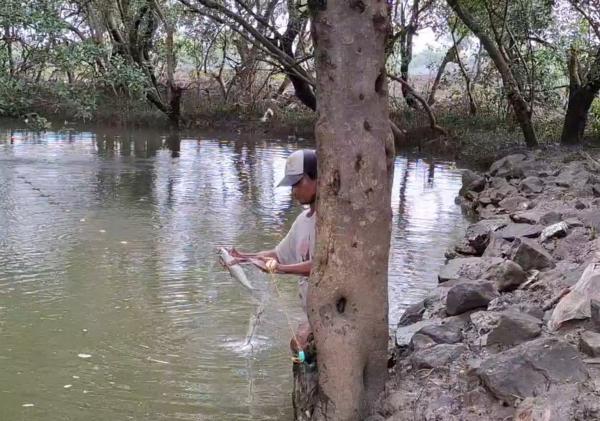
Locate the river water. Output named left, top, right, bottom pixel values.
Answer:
left=0, top=124, right=468, bottom=420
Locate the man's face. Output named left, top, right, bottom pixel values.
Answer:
left=292, top=175, right=316, bottom=205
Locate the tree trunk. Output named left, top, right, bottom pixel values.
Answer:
left=447, top=0, right=538, bottom=148
left=561, top=47, right=600, bottom=145
left=5, top=25, right=14, bottom=77
left=561, top=87, right=596, bottom=145
left=308, top=0, right=394, bottom=419
left=427, top=43, right=458, bottom=106
left=280, top=0, right=316, bottom=110
left=399, top=26, right=417, bottom=108
left=451, top=32, right=477, bottom=115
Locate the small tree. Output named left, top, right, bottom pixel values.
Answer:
left=447, top=0, right=540, bottom=147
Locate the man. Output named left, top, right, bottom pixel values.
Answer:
left=230, top=149, right=317, bottom=352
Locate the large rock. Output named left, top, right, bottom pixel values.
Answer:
left=459, top=169, right=485, bottom=197
left=484, top=260, right=527, bottom=292
left=580, top=209, right=600, bottom=231
left=498, top=223, right=543, bottom=240
left=499, top=196, right=532, bottom=212
left=485, top=311, right=542, bottom=347
left=482, top=234, right=512, bottom=258
left=510, top=210, right=545, bottom=224
left=398, top=300, right=426, bottom=327
left=410, top=333, right=437, bottom=350
left=471, top=310, right=542, bottom=348
left=412, top=343, right=466, bottom=369
left=395, top=320, right=430, bottom=348
left=511, top=238, right=555, bottom=271
left=579, top=330, right=600, bottom=357
left=539, top=211, right=563, bottom=226
left=489, top=154, right=527, bottom=179
left=591, top=299, right=600, bottom=332
left=414, top=317, right=464, bottom=344
left=555, top=162, right=591, bottom=189
left=464, top=220, right=507, bottom=254
left=514, top=384, right=583, bottom=421
left=446, top=282, right=499, bottom=316
left=438, top=257, right=503, bottom=283
left=477, top=338, right=588, bottom=405
left=540, top=222, right=568, bottom=242
left=520, top=176, right=544, bottom=194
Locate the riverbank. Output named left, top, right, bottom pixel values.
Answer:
left=376, top=147, right=600, bottom=420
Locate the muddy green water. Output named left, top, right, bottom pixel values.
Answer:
left=0, top=125, right=467, bottom=420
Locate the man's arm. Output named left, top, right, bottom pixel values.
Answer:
left=230, top=248, right=279, bottom=261
left=276, top=260, right=312, bottom=277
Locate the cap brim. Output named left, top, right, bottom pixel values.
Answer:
left=277, top=173, right=303, bottom=187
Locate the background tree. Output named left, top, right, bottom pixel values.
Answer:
left=561, top=0, right=600, bottom=144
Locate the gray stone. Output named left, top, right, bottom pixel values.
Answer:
left=514, top=384, right=582, bottom=421
left=410, top=333, right=437, bottom=350
left=397, top=299, right=427, bottom=327
left=364, top=415, right=385, bottom=421
left=580, top=330, right=600, bottom=357
left=540, top=222, right=568, bottom=242
left=505, top=303, right=545, bottom=320
left=415, top=319, right=464, bottom=344
left=539, top=211, right=563, bottom=226
left=498, top=223, right=543, bottom=240
left=520, top=176, right=544, bottom=194
left=454, top=241, right=478, bottom=255
left=489, top=154, right=527, bottom=179
left=470, top=310, right=500, bottom=334
left=395, top=320, right=430, bottom=348
left=580, top=209, right=600, bottom=231
left=481, top=234, right=512, bottom=258
left=412, top=343, right=466, bottom=369
left=444, top=248, right=458, bottom=260
left=446, top=282, right=499, bottom=316
left=484, top=260, right=527, bottom=292
left=575, top=200, right=587, bottom=210
left=438, top=257, right=504, bottom=283
left=472, top=310, right=542, bottom=348
left=464, top=220, right=507, bottom=255
left=511, top=238, right=555, bottom=271
left=564, top=217, right=584, bottom=228
left=492, top=185, right=518, bottom=204
left=591, top=299, right=600, bottom=332
left=382, top=390, right=419, bottom=415
left=485, top=311, right=542, bottom=347
left=477, top=338, right=588, bottom=405
left=499, top=196, right=532, bottom=212
left=459, top=169, right=485, bottom=197
left=555, top=162, right=591, bottom=188
left=510, top=210, right=543, bottom=224
left=489, top=176, right=510, bottom=189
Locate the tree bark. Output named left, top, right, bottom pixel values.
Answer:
left=447, top=0, right=538, bottom=148
left=308, top=0, right=394, bottom=419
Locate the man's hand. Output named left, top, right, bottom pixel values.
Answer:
left=290, top=321, right=312, bottom=353
left=229, top=247, right=245, bottom=259
left=250, top=257, right=280, bottom=273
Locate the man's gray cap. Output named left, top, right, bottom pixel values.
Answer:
left=277, top=149, right=317, bottom=187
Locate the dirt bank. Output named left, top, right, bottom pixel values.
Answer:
left=375, top=148, right=600, bottom=420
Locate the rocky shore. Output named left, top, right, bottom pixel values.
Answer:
left=376, top=149, right=600, bottom=420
